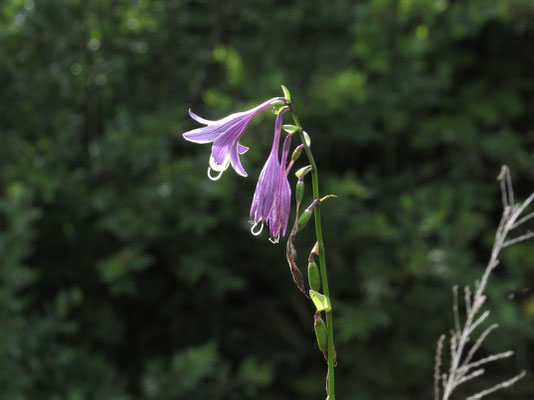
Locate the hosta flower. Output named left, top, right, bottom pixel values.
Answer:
left=182, top=97, right=285, bottom=180
left=269, top=132, right=292, bottom=241
left=250, top=111, right=292, bottom=243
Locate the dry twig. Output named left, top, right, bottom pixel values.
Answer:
left=436, top=166, right=530, bottom=400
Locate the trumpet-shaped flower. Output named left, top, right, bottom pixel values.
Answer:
left=250, top=111, right=292, bottom=242
left=182, top=97, right=285, bottom=180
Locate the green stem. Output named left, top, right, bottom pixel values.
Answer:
left=288, top=106, right=335, bottom=400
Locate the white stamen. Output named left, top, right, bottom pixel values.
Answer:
left=251, top=222, right=264, bottom=236
left=209, top=154, right=231, bottom=172
left=268, top=235, right=279, bottom=244
left=207, top=167, right=224, bottom=181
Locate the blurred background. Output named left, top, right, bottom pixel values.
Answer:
left=1, top=0, right=533, bottom=399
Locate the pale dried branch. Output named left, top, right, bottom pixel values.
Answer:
left=503, top=230, right=534, bottom=248
left=511, top=211, right=534, bottom=229
left=453, top=286, right=461, bottom=335
left=505, top=167, right=514, bottom=210
left=436, top=166, right=533, bottom=400
left=461, top=323, right=498, bottom=368
left=498, top=166, right=512, bottom=210
left=434, top=335, right=446, bottom=400
left=449, top=333, right=457, bottom=374
left=510, top=193, right=534, bottom=224
left=463, top=351, right=513, bottom=371
left=466, top=371, right=526, bottom=400
left=467, top=310, right=489, bottom=336
left=464, top=286, right=471, bottom=316
left=456, top=368, right=484, bottom=386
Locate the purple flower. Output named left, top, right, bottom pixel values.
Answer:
left=250, top=111, right=292, bottom=243
left=182, top=97, right=286, bottom=180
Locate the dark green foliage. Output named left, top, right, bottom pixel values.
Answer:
left=0, top=0, right=533, bottom=399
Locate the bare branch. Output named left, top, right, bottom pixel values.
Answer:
left=456, top=368, right=484, bottom=386
left=505, top=167, right=514, bottom=210
left=503, top=231, right=534, bottom=248
left=509, top=192, right=534, bottom=226
left=436, top=166, right=531, bottom=400
left=448, top=333, right=457, bottom=374
left=461, top=324, right=498, bottom=368
left=471, top=294, right=487, bottom=317
left=467, top=310, right=489, bottom=335
left=466, top=371, right=526, bottom=400
left=452, top=286, right=461, bottom=335
left=511, top=211, right=534, bottom=229
left=434, top=335, right=445, bottom=400
left=463, top=351, right=513, bottom=371
left=497, top=166, right=509, bottom=210
left=464, top=286, right=471, bottom=316
left=497, top=165, right=514, bottom=211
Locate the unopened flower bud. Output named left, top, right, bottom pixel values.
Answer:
left=291, top=144, right=304, bottom=162
left=297, top=198, right=319, bottom=230
left=314, top=314, right=328, bottom=353
left=308, top=261, right=320, bottom=291
left=296, top=181, right=305, bottom=204
left=297, top=209, right=312, bottom=230
left=295, top=166, right=312, bottom=204
left=295, top=165, right=312, bottom=179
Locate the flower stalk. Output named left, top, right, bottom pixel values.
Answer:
left=288, top=105, right=336, bottom=400
left=182, top=89, right=336, bottom=399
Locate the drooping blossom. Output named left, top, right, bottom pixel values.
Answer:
left=269, top=129, right=292, bottom=241
left=250, top=111, right=293, bottom=242
left=182, top=97, right=286, bottom=180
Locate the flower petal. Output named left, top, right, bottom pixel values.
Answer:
left=281, top=132, right=292, bottom=168
left=188, top=109, right=215, bottom=125
left=183, top=125, right=223, bottom=144
left=182, top=97, right=288, bottom=182
left=184, top=111, right=248, bottom=144
left=249, top=153, right=281, bottom=222
left=230, top=144, right=248, bottom=177
left=211, top=120, right=247, bottom=164
left=279, top=178, right=291, bottom=236
left=238, top=144, right=249, bottom=154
